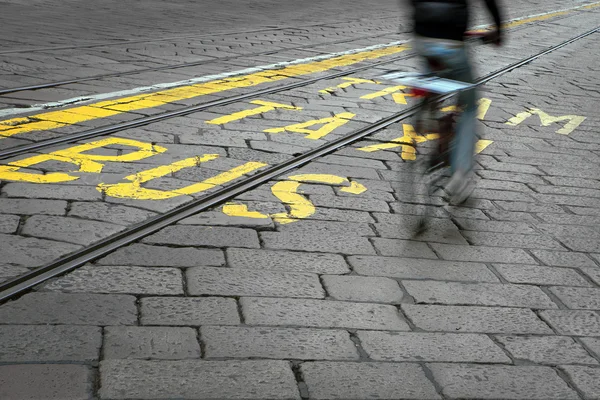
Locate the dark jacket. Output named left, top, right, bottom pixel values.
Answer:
left=411, top=0, right=502, bottom=41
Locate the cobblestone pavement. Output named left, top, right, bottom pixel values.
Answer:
left=1, top=1, right=600, bottom=399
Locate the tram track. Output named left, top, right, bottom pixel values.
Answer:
left=0, top=25, right=597, bottom=303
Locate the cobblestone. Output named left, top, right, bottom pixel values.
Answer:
left=104, top=326, right=200, bottom=360
left=261, top=231, right=376, bottom=254
left=0, top=233, right=82, bottom=267
left=430, top=243, right=537, bottom=263
left=403, top=305, right=552, bottom=334
left=143, top=225, right=260, bottom=248
left=0, top=364, right=91, bottom=400
left=496, top=335, right=598, bottom=365
left=531, top=249, right=598, bottom=268
left=68, top=202, right=156, bottom=225
left=0, top=198, right=67, bottom=215
left=371, top=238, right=438, bottom=258
left=0, top=214, right=19, bottom=234
left=98, top=243, right=225, bottom=267
left=187, top=267, right=324, bottom=298
left=561, top=366, right=600, bottom=400
left=140, top=297, right=240, bottom=326
left=241, top=297, right=409, bottom=331
left=359, top=331, right=510, bottom=363
left=461, top=231, right=565, bottom=250
left=301, top=362, right=440, bottom=400
left=202, top=326, right=358, bottom=360
left=322, top=275, right=403, bottom=303
left=0, top=293, right=136, bottom=325
left=429, top=364, right=579, bottom=400
left=309, top=195, right=389, bottom=212
left=22, top=215, right=125, bottom=246
left=453, top=218, right=537, bottom=234
left=99, top=360, right=300, bottom=399
left=0, top=325, right=101, bottom=362
left=541, top=310, right=600, bottom=336
left=403, top=281, right=558, bottom=309
left=550, top=287, right=600, bottom=310
left=493, top=264, right=591, bottom=286
left=226, top=248, right=350, bottom=274
left=2, top=183, right=103, bottom=201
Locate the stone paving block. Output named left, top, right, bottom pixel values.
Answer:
left=403, top=281, right=558, bottom=309
left=471, top=189, right=535, bottom=202
left=360, top=331, right=510, bottom=363
left=187, top=267, right=324, bottom=298
left=2, top=183, right=103, bottom=201
left=461, top=231, right=565, bottom=250
left=21, top=215, right=125, bottom=246
left=0, top=264, right=29, bottom=283
left=581, top=337, right=600, bottom=359
left=260, top=231, right=375, bottom=254
left=349, top=256, right=499, bottom=282
left=496, top=335, right=598, bottom=365
left=403, top=304, right=552, bottom=334
left=275, top=220, right=374, bottom=236
left=493, top=264, right=591, bottom=286
left=290, top=162, right=381, bottom=180
left=241, top=297, right=409, bottom=331
left=99, top=360, right=300, bottom=400
left=532, top=249, right=598, bottom=268
left=320, top=154, right=387, bottom=169
left=581, top=267, right=600, bottom=286
left=309, top=195, right=389, bottom=212
left=550, top=287, right=600, bottom=310
left=430, top=243, right=537, bottom=263
left=561, top=366, right=600, bottom=400
left=371, top=238, right=438, bottom=258
left=454, top=218, right=537, bottom=234
left=495, top=200, right=565, bottom=213
left=306, top=207, right=376, bottom=222
left=177, top=210, right=275, bottom=228
left=0, top=364, right=91, bottom=400
left=538, top=213, right=600, bottom=227
left=429, top=363, right=579, bottom=400
left=0, top=198, right=67, bottom=215
left=104, top=326, right=200, bottom=360
left=97, top=243, right=225, bottom=267
left=0, top=325, right=101, bottom=362
left=0, top=293, right=136, bottom=325
left=0, top=214, right=19, bottom=234
left=142, top=225, right=260, bottom=248
left=68, top=202, right=156, bottom=225
left=44, top=266, right=183, bottom=295
left=374, top=221, right=468, bottom=245
left=301, top=362, right=440, bottom=400
left=541, top=310, right=600, bottom=336
left=477, top=170, right=546, bottom=184
left=486, top=209, right=540, bottom=223
left=445, top=206, right=491, bottom=220
left=140, top=297, right=239, bottom=326
left=0, top=233, right=82, bottom=268
left=226, top=248, right=349, bottom=274
left=202, top=326, right=358, bottom=360
left=560, top=236, right=600, bottom=253
left=322, top=275, right=403, bottom=303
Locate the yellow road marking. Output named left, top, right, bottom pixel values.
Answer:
left=265, top=112, right=356, bottom=140
left=506, top=108, right=586, bottom=135
left=206, top=100, right=302, bottom=125
left=320, top=77, right=378, bottom=94
left=358, top=124, right=439, bottom=160
left=475, top=140, right=494, bottom=154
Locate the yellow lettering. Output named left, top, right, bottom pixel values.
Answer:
left=264, top=112, right=355, bottom=140
left=319, top=77, right=377, bottom=94
left=506, top=108, right=586, bottom=135
left=0, top=137, right=165, bottom=183
left=357, top=124, right=439, bottom=160
left=206, top=100, right=302, bottom=125
left=99, top=155, right=266, bottom=200
left=361, top=85, right=413, bottom=104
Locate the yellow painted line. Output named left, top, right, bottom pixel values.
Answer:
left=0, top=45, right=408, bottom=138
left=206, top=100, right=301, bottom=125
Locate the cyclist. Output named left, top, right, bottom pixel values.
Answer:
left=408, top=0, right=503, bottom=204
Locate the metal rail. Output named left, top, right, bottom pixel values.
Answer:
left=0, top=26, right=597, bottom=303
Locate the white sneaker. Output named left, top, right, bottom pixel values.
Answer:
left=445, top=170, right=474, bottom=205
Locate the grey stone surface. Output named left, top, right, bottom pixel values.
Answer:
left=461, top=231, right=565, bottom=250
left=143, top=225, right=260, bottom=248
left=44, top=265, right=183, bottom=294
left=0, top=198, right=67, bottom=215
left=301, top=362, right=440, bottom=400
left=371, top=238, right=438, bottom=258
left=305, top=207, right=376, bottom=222
left=0, top=233, right=81, bottom=268
left=226, top=248, right=350, bottom=274
left=0, top=325, right=101, bottom=362
left=454, top=218, right=537, bottom=234
left=493, top=264, right=591, bottom=286
left=309, top=195, right=389, bottom=212
left=496, top=335, right=598, bottom=365
left=550, top=287, right=600, bottom=310
left=0, top=264, right=29, bottom=283
left=429, top=364, right=579, bottom=400
left=2, top=183, right=103, bottom=201
left=430, top=243, right=537, bottom=263
left=581, top=337, right=600, bottom=360
left=359, top=331, right=510, bottom=363
left=0, top=364, right=91, bottom=400
left=140, top=297, right=240, bottom=326
left=349, top=256, right=498, bottom=282
left=0, top=293, right=136, bottom=325
left=561, top=366, right=600, bottom=400
left=68, top=202, right=156, bottom=225
left=322, top=275, right=403, bottom=303
left=403, top=305, right=553, bottom=334
left=104, top=326, right=200, bottom=360
left=373, top=221, right=468, bottom=245
left=187, top=267, right=324, bottom=298
left=178, top=210, right=274, bottom=228
left=241, top=297, right=409, bottom=331
left=531, top=250, right=598, bottom=268
left=275, top=220, right=374, bottom=237
left=403, top=281, right=558, bottom=309
left=22, top=215, right=125, bottom=245
left=97, top=243, right=225, bottom=267
left=100, top=360, right=300, bottom=399
left=0, top=214, right=19, bottom=233
left=541, top=310, right=600, bottom=336
left=202, top=326, right=358, bottom=360
left=260, top=231, right=375, bottom=254
left=581, top=267, right=600, bottom=286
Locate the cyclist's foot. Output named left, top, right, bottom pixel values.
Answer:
left=445, top=170, right=475, bottom=205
